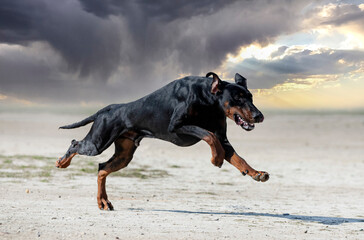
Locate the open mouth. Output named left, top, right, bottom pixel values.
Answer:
left=234, top=113, right=255, bottom=131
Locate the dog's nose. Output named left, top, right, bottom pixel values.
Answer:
left=254, top=112, right=264, bottom=123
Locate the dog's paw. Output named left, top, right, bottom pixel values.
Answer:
left=55, top=157, right=71, bottom=168
left=55, top=153, right=76, bottom=168
left=252, top=171, right=269, bottom=182
left=98, top=198, right=114, bottom=211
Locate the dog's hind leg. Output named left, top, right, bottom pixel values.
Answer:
left=56, top=139, right=79, bottom=168
left=97, top=132, right=139, bottom=210
left=56, top=139, right=99, bottom=168
left=57, top=114, right=125, bottom=168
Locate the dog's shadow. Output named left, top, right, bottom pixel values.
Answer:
left=129, top=208, right=364, bottom=225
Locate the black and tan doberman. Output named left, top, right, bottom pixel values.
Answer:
left=57, top=72, right=269, bottom=210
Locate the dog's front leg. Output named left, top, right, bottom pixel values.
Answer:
left=172, top=125, right=225, bottom=168
left=168, top=104, right=225, bottom=167
left=225, top=152, right=269, bottom=182
left=217, top=135, right=269, bottom=182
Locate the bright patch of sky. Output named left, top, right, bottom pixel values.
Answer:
left=220, top=1, right=364, bottom=109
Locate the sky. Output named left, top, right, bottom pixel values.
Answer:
left=0, top=0, right=363, bottom=110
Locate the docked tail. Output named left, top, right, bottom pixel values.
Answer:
left=59, top=114, right=96, bottom=129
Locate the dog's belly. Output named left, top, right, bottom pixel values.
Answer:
left=153, top=133, right=201, bottom=147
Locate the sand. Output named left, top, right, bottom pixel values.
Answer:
left=0, top=110, right=363, bottom=239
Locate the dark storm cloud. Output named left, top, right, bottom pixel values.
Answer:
left=76, top=0, right=309, bottom=81
left=0, top=0, right=121, bottom=79
left=0, top=0, right=240, bottom=82
left=0, top=1, right=41, bottom=43
left=228, top=48, right=364, bottom=89
left=3, top=0, right=357, bottom=104
left=0, top=44, right=126, bottom=103
left=79, top=0, right=236, bottom=20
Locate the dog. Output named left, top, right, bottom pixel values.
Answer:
left=56, top=72, right=269, bottom=210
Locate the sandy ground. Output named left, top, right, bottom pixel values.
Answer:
left=0, top=110, right=363, bottom=239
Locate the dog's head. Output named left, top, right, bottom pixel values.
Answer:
left=207, top=72, right=264, bottom=131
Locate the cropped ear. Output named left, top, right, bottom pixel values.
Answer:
left=235, top=73, right=247, bottom=89
left=206, top=72, right=222, bottom=94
